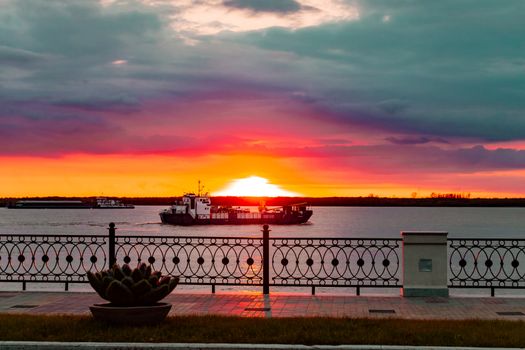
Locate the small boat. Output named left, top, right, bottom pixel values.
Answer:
left=94, top=198, right=135, bottom=209
left=159, top=193, right=312, bottom=225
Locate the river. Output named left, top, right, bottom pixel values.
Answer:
left=1, top=206, right=524, bottom=295
left=1, top=206, right=524, bottom=238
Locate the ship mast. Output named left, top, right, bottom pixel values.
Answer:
left=197, top=180, right=209, bottom=197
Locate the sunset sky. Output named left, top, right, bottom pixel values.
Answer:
left=1, top=0, right=525, bottom=198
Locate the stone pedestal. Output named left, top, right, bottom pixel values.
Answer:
left=401, top=231, right=449, bottom=297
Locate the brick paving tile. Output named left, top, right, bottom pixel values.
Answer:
left=1, top=291, right=525, bottom=320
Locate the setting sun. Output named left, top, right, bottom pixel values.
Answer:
left=213, top=176, right=301, bottom=197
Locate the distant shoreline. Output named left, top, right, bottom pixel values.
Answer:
left=2, top=196, right=525, bottom=207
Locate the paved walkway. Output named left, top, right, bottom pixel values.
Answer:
left=1, top=291, right=525, bottom=320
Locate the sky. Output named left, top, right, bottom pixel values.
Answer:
left=1, top=0, right=525, bottom=198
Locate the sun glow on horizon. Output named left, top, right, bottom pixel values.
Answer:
left=213, top=176, right=301, bottom=197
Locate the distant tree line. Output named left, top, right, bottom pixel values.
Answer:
left=2, top=195, right=525, bottom=207
left=429, top=192, right=471, bottom=199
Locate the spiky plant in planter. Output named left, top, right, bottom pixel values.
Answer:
left=87, top=263, right=179, bottom=306
left=87, top=263, right=179, bottom=324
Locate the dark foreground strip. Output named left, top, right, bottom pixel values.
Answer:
left=10, top=304, right=38, bottom=309
left=245, top=308, right=271, bottom=311
left=0, top=342, right=514, bottom=350
left=0, top=293, right=17, bottom=298
left=496, top=311, right=524, bottom=316
left=425, top=298, right=448, bottom=304
left=369, top=309, right=395, bottom=314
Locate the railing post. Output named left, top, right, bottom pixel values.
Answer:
left=401, top=231, right=449, bottom=297
left=262, top=224, right=270, bottom=295
left=108, top=222, right=116, bottom=268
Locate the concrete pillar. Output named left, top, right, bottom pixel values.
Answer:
left=401, top=231, right=449, bottom=297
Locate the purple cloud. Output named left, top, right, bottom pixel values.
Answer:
left=385, top=136, right=449, bottom=145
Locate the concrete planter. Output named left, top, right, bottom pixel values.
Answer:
left=89, top=302, right=172, bottom=325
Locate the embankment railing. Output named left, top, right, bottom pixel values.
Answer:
left=2, top=224, right=525, bottom=296
left=270, top=237, right=400, bottom=295
left=0, top=224, right=401, bottom=294
left=448, top=239, right=525, bottom=296
left=0, top=234, right=108, bottom=290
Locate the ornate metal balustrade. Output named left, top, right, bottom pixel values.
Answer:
left=114, top=236, right=263, bottom=289
left=0, top=234, right=107, bottom=290
left=5, top=227, right=525, bottom=297
left=0, top=225, right=402, bottom=294
left=448, top=239, right=525, bottom=296
left=271, top=238, right=401, bottom=294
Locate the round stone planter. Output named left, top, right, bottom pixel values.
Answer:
left=89, top=302, right=172, bottom=325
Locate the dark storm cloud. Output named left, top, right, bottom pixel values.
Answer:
left=0, top=45, right=49, bottom=66
left=51, top=95, right=141, bottom=112
left=377, top=99, right=409, bottom=115
left=0, top=1, right=162, bottom=58
left=0, top=112, right=120, bottom=156
left=0, top=0, right=168, bottom=146
left=229, top=0, right=525, bottom=142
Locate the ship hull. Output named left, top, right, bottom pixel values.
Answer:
left=160, top=211, right=313, bottom=226
left=94, top=206, right=135, bottom=209
left=8, top=206, right=92, bottom=209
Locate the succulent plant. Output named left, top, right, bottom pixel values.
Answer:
left=87, top=263, right=179, bottom=306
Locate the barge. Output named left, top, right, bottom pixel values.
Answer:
left=160, top=193, right=312, bottom=225
left=8, top=198, right=134, bottom=209
left=8, top=200, right=92, bottom=209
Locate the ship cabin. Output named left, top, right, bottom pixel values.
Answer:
left=170, top=193, right=211, bottom=219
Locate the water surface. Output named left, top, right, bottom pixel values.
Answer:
left=1, top=206, right=524, bottom=238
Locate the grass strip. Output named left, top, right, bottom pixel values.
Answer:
left=0, top=314, right=524, bottom=347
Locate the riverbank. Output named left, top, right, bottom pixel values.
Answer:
left=3, top=196, right=525, bottom=207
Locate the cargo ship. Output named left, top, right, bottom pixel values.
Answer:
left=159, top=193, right=313, bottom=225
